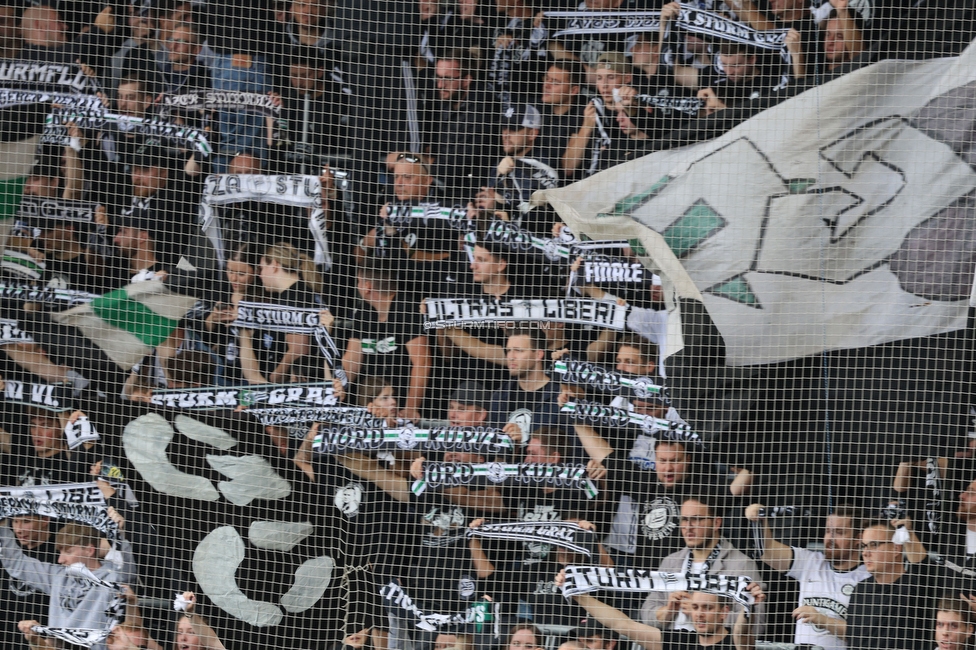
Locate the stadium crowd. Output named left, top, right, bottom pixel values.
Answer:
left=0, top=0, right=974, bottom=649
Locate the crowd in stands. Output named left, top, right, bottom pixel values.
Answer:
left=0, top=0, right=974, bottom=649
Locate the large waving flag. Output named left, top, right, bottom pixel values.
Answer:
left=535, top=42, right=976, bottom=367
left=51, top=280, right=198, bottom=371
left=533, top=40, right=976, bottom=498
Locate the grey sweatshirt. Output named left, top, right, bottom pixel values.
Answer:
left=0, top=523, right=137, bottom=650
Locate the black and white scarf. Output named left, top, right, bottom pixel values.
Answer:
left=162, top=91, right=281, bottom=116
left=635, top=93, right=705, bottom=117
left=481, top=219, right=572, bottom=261
left=0, top=318, right=33, bottom=346
left=199, top=173, right=329, bottom=266
left=588, top=97, right=612, bottom=177
left=0, top=60, right=99, bottom=93
left=411, top=462, right=599, bottom=499
left=0, top=280, right=99, bottom=305
left=560, top=400, right=701, bottom=445
left=313, top=425, right=515, bottom=455
left=233, top=301, right=322, bottom=333
left=47, top=109, right=211, bottom=155
left=18, top=196, right=97, bottom=223
left=0, top=482, right=121, bottom=541
left=561, top=566, right=756, bottom=611
left=466, top=521, right=597, bottom=556
left=150, top=381, right=338, bottom=410
left=384, top=202, right=474, bottom=234
left=380, top=581, right=494, bottom=632
left=2, top=380, right=73, bottom=412
left=0, top=88, right=103, bottom=111
left=552, top=358, right=666, bottom=400
left=28, top=626, right=110, bottom=648
left=423, top=298, right=629, bottom=330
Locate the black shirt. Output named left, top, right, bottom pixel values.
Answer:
left=846, top=561, right=940, bottom=650
left=538, top=99, right=585, bottom=174
left=662, top=630, right=735, bottom=650
left=249, top=281, right=325, bottom=382
left=349, top=292, right=428, bottom=403
left=488, top=378, right=563, bottom=435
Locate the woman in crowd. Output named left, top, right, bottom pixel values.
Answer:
left=237, top=241, right=326, bottom=385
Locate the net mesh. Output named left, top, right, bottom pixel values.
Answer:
left=0, top=0, right=973, bottom=649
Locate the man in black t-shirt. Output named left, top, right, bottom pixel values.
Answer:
left=341, top=263, right=431, bottom=422
left=488, top=328, right=562, bottom=441
left=538, top=61, right=586, bottom=173
left=846, top=520, right=939, bottom=650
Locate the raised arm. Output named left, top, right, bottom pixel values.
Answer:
left=444, top=328, right=506, bottom=366
left=338, top=453, right=413, bottom=503
left=559, top=574, right=663, bottom=650
left=744, top=504, right=794, bottom=573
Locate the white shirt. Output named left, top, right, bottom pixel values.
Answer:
left=786, top=546, right=871, bottom=650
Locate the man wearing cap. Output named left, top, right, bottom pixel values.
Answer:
left=474, top=104, right=560, bottom=221
left=448, top=381, right=491, bottom=428
left=112, top=141, right=195, bottom=279
left=563, top=53, right=632, bottom=179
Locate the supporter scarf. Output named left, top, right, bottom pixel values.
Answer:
left=674, top=6, right=788, bottom=51
left=46, top=109, right=211, bottom=155
left=0, top=317, right=33, bottom=345
left=588, top=97, right=612, bottom=177
left=251, top=407, right=351, bottom=427
left=552, top=359, right=666, bottom=400
left=18, top=196, right=97, bottom=223
left=423, top=298, right=629, bottom=330
left=636, top=92, right=705, bottom=116
left=568, top=239, right=632, bottom=255
left=380, top=581, right=488, bottom=632
left=150, top=381, right=338, bottom=409
left=481, top=219, right=571, bottom=261
left=924, top=457, right=942, bottom=535
left=199, top=174, right=328, bottom=266
left=162, top=91, right=281, bottom=116
left=312, top=425, right=515, bottom=455
left=63, top=414, right=100, bottom=449
left=0, top=89, right=103, bottom=111
left=560, top=400, right=701, bottom=446
left=314, top=325, right=341, bottom=368
left=411, top=462, right=599, bottom=499
left=560, top=566, right=756, bottom=612
left=2, top=379, right=73, bottom=411
left=0, top=482, right=121, bottom=541
left=232, top=301, right=322, bottom=333
left=384, top=202, right=474, bottom=234
left=583, top=260, right=646, bottom=284
left=0, top=60, right=98, bottom=93
left=547, top=10, right=662, bottom=36
left=28, top=626, right=110, bottom=648
left=750, top=506, right=811, bottom=558
left=548, top=8, right=787, bottom=51
left=0, top=280, right=99, bottom=305
left=64, top=563, right=122, bottom=592
left=466, top=521, right=597, bottom=556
